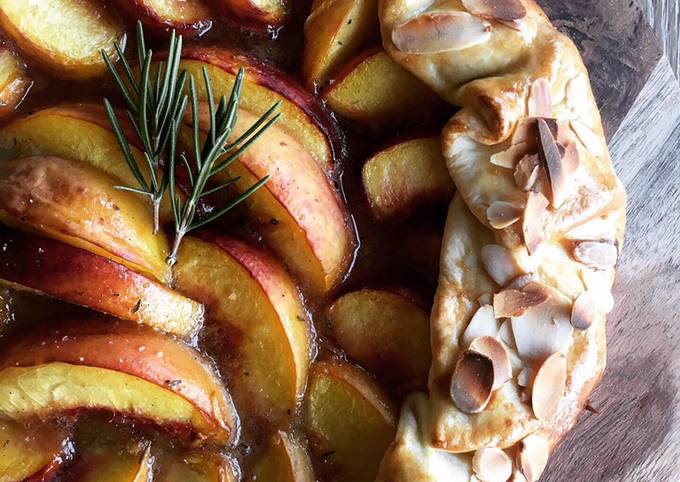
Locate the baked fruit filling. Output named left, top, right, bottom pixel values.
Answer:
left=0, top=0, right=625, bottom=481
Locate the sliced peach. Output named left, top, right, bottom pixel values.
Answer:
left=0, top=0, right=125, bottom=80
left=211, top=0, right=292, bottom=28
left=0, top=419, right=67, bottom=482
left=302, top=0, right=379, bottom=88
left=162, top=46, right=338, bottom=171
left=186, top=106, right=354, bottom=294
left=0, top=320, right=238, bottom=444
left=0, top=44, right=31, bottom=119
left=0, top=226, right=203, bottom=337
left=117, top=0, right=212, bottom=37
left=325, top=289, right=431, bottom=393
left=0, top=104, right=174, bottom=222
left=0, top=156, right=171, bottom=283
left=71, top=419, right=153, bottom=482
left=173, top=235, right=312, bottom=422
left=322, top=49, right=445, bottom=127
left=249, top=431, right=314, bottom=482
left=304, top=361, right=396, bottom=482
left=362, top=136, right=454, bottom=220
left=160, top=450, right=238, bottom=482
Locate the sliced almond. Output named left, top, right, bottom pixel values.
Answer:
left=472, top=447, right=513, bottom=482
left=450, top=350, right=494, bottom=414
left=498, top=319, right=515, bottom=347
left=522, top=191, right=549, bottom=254
left=556, top=119, right=574, bottom=145
left=462, top=0, right=527, bottom=22
left=537, top=118, right=568, bottom=208
left=517, top=367, right=535, bottom=389
left=528, top=78, right=552, bottom=118
left=470, top=336, right=512, bottom=390
left=531, top=352, right=566, bottom=421
left=493, top=282, right=551, bottom=318
left=392, top=11, right=492, bottom=54
left=511, top=288, right=573, bottom=362
left=516, top=434, right=550, bottom=482
left=504, top=273, right=537, bottom=290
left=511, top=118, right=537, bottom=145
left=513, top=154, right=541, bottom=191
left=487, top=201, right=523, bottom=229
left=561, top=142, right=581, bottom=174
left=462, top=305, right=499, bottom=347
left=572, top=240, right=618, bottom=269
left=490, top=142, right=531, bottom=169
left=566, top=73, right=589, bottom=113
left=570, top=119, right=604, bottom=157
left=571, top=291, right=598, bottom=330
left=478, top=292, right=493, bottom=306
left=481, top=244, right=524, bottom=286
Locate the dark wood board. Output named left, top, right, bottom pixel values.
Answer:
left=529, top=1, right=680, bottom=480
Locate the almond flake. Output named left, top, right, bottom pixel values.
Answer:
left=481, top=244, right=524, bottom=286
left=493, top=282, right=551, bottom=318
left=528, top=78, right=552, bottom=118
left=472, top=447, right=513, bottom=482
left=392, top=11, right=492, bottom=54
left=498, top=319, right=515, bottom=347
left=514, top=154, right=541, bottom=191
left=566, top=73, right=589, bottom=113
left=504, top=273, right=537, bottom=290
left=511, top=118, right=537, bottom=145
left=478, top=293, right=493, bottom=306
left=537, top=118, right=568, bottom=208
left=517, top=367, right=535, bottom=389
left=572, top=240, right=618, bottom=269
left=516, top=434, right=550, bottom=482
left=522, top=191, right=549, bottom=254
left=462, top=0, right=527, bottom=22
left=561, top=142, right=580, bottom=174
left=570, top=119, right=604, bottom=156
left=470, top=336, right=512, bottom=390
left=571, top=291, right=598, bottom=330
left=450, top=349, right=494, bottom=414
left=462, top=305, right=499, bottom=347
left=511, top=288, right=573, bottom=362
left=490, top=142, right=530, bottom=168
left=532, top=352, right=566, bottom=421
left=556, top=119, right=574, bottom=145
left=487, top=201, right=522, bottom=229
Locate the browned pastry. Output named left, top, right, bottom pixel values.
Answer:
left=376, top=0, right=627, bottom=480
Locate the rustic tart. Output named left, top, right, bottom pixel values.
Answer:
left=0, top=0, right=624, bottom=481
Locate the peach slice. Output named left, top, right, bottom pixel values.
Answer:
left=325, top=289, right=431, bottom=393
left=0, top=420, right=67, bottom=482
left=211, top=0, right=292, bottom=29
left=304, top=361, right=396, bottom=482
left=322, top=49, right=445, bottom=127
left=0, top=104, right=174, bottom=222
left=0, top=0, right=125, bottom=80
left=187, top=107, right=354, bottom=295
left=0, top=226, right=203, bottom=337
left=161, top=47, right=338, bottom=171
left=173, top=235, right=312, bottom=422
left=302, top=0, right=379, bottom=88
left=362, top=136, right=454, bottom=220
left=249, top=431, right=314, bottom=482
left=0, top=156, right=172, bottom=284
left=160, top=451, right=238, bottom=482
left=0, top=44, right=31, bottom=119
left=117, top=0, right=212, bottom=37
left=0, top=320, right=238, bottom=444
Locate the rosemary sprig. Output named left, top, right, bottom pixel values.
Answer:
left=166, top=67, right=280, bottom=266
left=101, top=21, right=280, bottom=266
left=102, top=21, right=187, bottom=234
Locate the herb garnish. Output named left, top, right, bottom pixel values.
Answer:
left=101, top=21, right=279, bottom=266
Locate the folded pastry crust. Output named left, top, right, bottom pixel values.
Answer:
left=376, top=0, right=627, bottom=480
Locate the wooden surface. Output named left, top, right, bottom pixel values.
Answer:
left=642, top=0, right=680, bottom=77
left=531, top=2, right=680, bottom=479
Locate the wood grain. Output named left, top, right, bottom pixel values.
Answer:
left=642, top=0, right=680, bottom=78
left=542, top=59, right=680, bottom=481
